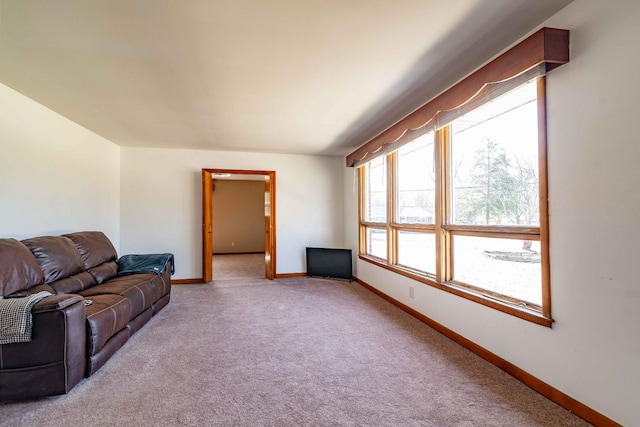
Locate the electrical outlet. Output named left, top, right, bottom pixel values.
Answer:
left=231, top=242, right=235, bottom=247
left=409, top=286, right=414, bottom=299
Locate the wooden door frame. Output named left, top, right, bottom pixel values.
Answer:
left=202, top=168, right=276, bottom=282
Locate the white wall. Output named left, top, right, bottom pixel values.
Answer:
left=0, top=83, right=121, bottom=247
left=212, top=180, right=264, bottom=254
left=120, top=147, right=344, bottom=279
left=344, top=1, right=640, bottom=425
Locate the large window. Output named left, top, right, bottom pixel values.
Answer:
left=359, top=79, right=550, bottom=325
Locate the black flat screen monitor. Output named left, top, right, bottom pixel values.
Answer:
left=306, top=247, right=352, bottom=281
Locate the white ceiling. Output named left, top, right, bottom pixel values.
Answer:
left=0, top=0, right=573, bottom=157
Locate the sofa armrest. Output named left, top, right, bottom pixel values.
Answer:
left=0, top=294, right=86, bottom=400
left=32, top=294, right=84, bottom=312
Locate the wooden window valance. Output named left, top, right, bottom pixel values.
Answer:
left=346, top=27, right=569, bottom=167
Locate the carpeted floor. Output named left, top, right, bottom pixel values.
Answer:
left=212, top=253, right=265, bottom=280
left=0, top=278, right=590, bottom=426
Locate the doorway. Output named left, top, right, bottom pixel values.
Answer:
left=202, top=169, right=276, bottom=282
left=212, top=253, right=265, bottom=280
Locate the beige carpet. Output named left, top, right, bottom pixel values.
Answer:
left=212, top=253, right=265, bottom=280
left=0, top=278, right=590, bottom=426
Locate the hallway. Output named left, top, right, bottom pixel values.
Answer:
left=212, top=253, right=265, bottom=280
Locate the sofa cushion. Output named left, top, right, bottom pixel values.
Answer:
left=84, top=294, right=131, bottom=356
left=87, top=261, right=118, bottom=284
left=22, top=236, right=85, bottom=284
left=80, top=276, right=156, bottom=320
left=24, top=284, right=56, bottom=295
left=64, top=231, right=117, bottom=270
left=0, top=239, right=45, bottom=296
left=49, top=271, right=96, bottom=295
left=149, top=271, right=172, bottom=302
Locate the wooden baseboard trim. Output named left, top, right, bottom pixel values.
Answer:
left=274, top=272, right=307, bottom=278
left=171, top=278, right=205, bottom=285
left=354, top=277, right=620, bottom=427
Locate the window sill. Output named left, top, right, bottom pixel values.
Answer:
left=359, top=254, right=553, bottom=327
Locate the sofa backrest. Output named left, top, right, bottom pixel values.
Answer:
left=63, top=232, right=117, bottom=269
left=2, top=231, right=119, bottom=295
left=0, top=238, right=45, bottom=296
left=64, top=231, right=118, bottom=284
left=22, top=235, right=102, bottom=294
left=22, top=236, right=87, bottom=284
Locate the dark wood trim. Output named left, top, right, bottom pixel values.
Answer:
left=202, top=168, right=277, bottom=281
left=354, top=277, right=621, bottom=427
left=171, top=278, right=204, bottom=285
left=267, top=172, right=277, bottom=280
left=275, top=272, right=307, bottom=278
left=346, top=27, right=570, bottom=167
left=388, top=152, right=397, bottom=264
left=446, top=229, right=540, bottom=241
left=442, top=224, right=540, bottom=236
left=360, top=222, right=387, bottom=229
left=359, top=254, right=551, bottom=326
left=205, top=168, right=275, bottom=175
left=202, top=170, right=213, bottom=282
left=537, top=77, right=552, bottom=319
left=390, top=223, right=436, bottom=232
left=434, top=127, right=447, bottom=281
left=358, top=167, right=366, bottom=254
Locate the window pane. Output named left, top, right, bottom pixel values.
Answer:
left=366, top=228, right=387, bottom=260
left=365, top=157, right=387, bottom=223
left=397, top=231, right=435, bottom=274
left=397, top=133, right=435, bottom=224
left=452, top=235, right=541, bottom=305
left=451, top=82, right=539, bottom=226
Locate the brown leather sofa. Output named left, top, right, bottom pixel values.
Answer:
left=0, top=231, right=172, bottom=400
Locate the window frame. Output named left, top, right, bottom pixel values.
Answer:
left=358, top=78, right=551, bottom=327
